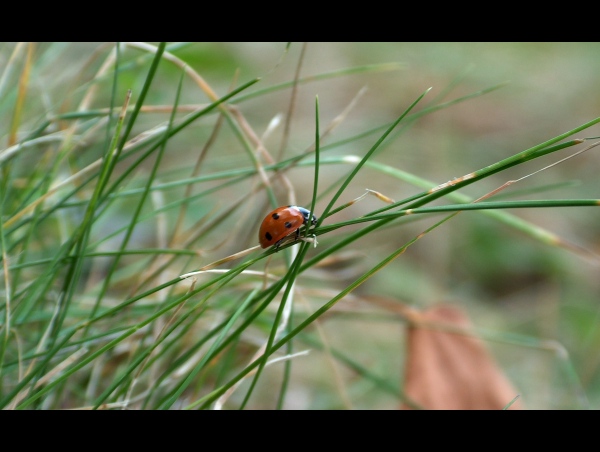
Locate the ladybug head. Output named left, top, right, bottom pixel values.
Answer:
left=290, top=206, right=318, bottom=225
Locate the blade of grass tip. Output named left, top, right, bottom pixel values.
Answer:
left=306, top=95, right=320, bottom=239
left=454, top=139, right=600, bottom=212
left=320, top=87, right=432, bottom=222
left=416, top=120, right=600, bottom=199
left=365, top=134, right=593, bottom=221
left=426, top=64, right=475, bottom=105
left=360, top=139, right=586, bottom=222
left=354, top=157, right=598, bottom=263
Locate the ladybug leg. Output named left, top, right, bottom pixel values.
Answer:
left=274, top=227, right=312, bottom=252
left=274, top=239, right=283, bottom=251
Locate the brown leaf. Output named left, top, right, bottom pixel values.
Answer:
left=401, top=305, right=523, bottom=410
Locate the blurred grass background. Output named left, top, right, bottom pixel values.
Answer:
left=1, top=42, right=599, bottom=409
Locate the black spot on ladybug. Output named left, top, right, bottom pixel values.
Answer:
left=285, top=221, right=292, bottom=228
left=272, top=213, right=280, bottom=220
left=265, top=232, right=273, bottom=241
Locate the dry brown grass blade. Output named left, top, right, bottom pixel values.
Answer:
left=401, top=304, right=523, bottom=410
left=8, top=43, right=34, bottom=147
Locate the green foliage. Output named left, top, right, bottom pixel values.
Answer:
left=1, top=42, right=599, bottom=409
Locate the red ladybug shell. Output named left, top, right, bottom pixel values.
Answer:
left=259, top=205, right=317, bottom=249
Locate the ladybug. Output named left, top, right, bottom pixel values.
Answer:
left=259, top=205, right=318, bottom=249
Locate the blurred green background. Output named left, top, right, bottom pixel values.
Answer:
left=2, top=42, right=600, bottom=409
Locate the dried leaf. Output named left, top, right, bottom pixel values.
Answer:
left=402, top=305, right=523, bottom=410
